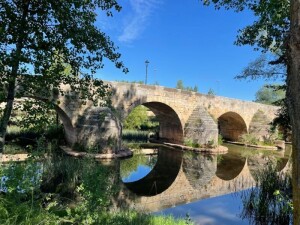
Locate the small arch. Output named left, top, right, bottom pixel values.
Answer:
left=218, top=112, right=247, bottom=141
left=17, top=97, right=76, bottom=146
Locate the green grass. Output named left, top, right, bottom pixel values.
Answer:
left=5, top=125, right=65, bottom=149
left=183, top=139, right=200, bottom=148
left=100, top=211, right=193, bottom=225
left=240, top=164, right=292, bottom=224
left=0, top=145, right=193, bottom=225
left=3, top=143, right=27, bottom=154
left=122, top=129, right=150, bottom=143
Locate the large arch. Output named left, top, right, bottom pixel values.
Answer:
left=218, top=112, right=247, bottom=141
left=125, top=101, right=184, bottom=144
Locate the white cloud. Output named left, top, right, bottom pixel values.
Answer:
left=118, top=0, right=162, bottom=43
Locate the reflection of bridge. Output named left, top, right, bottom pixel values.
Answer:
left=115, top=146, right=290, bottom=213
left=33, top=81, right=278, bottom=153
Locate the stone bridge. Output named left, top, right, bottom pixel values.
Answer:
left=30, top=81, right=279, bottom=153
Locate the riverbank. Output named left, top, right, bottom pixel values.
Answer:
left=225, top=141, right=283, bottom=150
left=150, top=140, right=228, bottom=154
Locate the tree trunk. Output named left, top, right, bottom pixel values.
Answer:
left=287, top=0, right=300, bottom=224
left=0, top=80, right=16, bottom=154
left=0, top=1, right=30, bottom=155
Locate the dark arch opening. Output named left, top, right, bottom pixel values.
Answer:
left=218, top=112, right=247, bottom=141
left=143, top=102, right=183, bottom=144
left=124, top=101, right=183, bottom=144
left=123, top=147, right=182, bottom=196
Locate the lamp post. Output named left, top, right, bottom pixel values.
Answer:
left=145, top=60, right=149, bottom=85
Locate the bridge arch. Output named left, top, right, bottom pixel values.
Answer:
left=15, top=97, right=76, bottom=145
left=125, top=101, right=184, bottom=144
left=218, top=112, right=247, bottom=141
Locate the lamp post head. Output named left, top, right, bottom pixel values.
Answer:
left=145, top=60, right=150, bottom=65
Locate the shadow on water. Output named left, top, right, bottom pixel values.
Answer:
left=122, top=146, right=182, bottom=196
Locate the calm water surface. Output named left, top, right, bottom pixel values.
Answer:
left=120, top=143, right=291, bottom=225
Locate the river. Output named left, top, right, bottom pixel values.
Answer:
left=119, top=143, right=291, bottom=225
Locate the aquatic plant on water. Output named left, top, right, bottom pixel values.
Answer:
left=240, top=163, right=293, bottom=225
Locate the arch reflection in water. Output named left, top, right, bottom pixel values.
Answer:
left=121, top=146, right=182, bottom=196
left=216, top=144, right=247, bottom=181
left=121, top=154, right=158, bottom=183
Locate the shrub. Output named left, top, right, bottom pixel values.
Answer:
left=239, top=133, right=259, bottom=145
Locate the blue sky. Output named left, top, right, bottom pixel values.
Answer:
left=95, top=0, right=275, bottom=101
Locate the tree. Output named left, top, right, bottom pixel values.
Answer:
left=175, top=80, right=198, bottom=92
left=207, top=88, right=215, bottom=96
left=176, top=80, right=184, bottom=90
left=0, top=1, right=128, bottom=153
left=123, top=105, right=149, bottom=130
left=254, top=84, right=285, bottom=105
left=200, top=0, right=300, bottom=223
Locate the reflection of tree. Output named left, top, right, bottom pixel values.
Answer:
left=120, top=154, right=157, bottom=179
left=42, top=151, right=120, bottom=208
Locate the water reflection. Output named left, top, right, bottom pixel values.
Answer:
left=122, top=147, right=182, bottom=196
left=183, top=152, right=216, bottom=189
left=121, top=154, right=157, bottom=182
left=118, top=143, right=291, bottom=216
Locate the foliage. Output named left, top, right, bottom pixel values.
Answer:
left=175, top=80, right=198, bottom=92
left=240, top=164, right=293, bottom=225
left=218, top=134, right=224, bottom=145
left=5, top=124, right=64, bottom=149
left=239, top=133, right=259, bottom=145
left=11, top=99, right=57, bottom=132
left=122, top=129, right=150, bottom=143
left=255, top=84, right=285, bottom=105
left=124, top=105, right=159, bottom=131
left=0, top=0, right=128, bottom=152
left=118, top=80, right=144, bottom=84
left=184, top=139, right=200, bottom=148
left=96, top=211, right=193, bottom=225
left=0, top=142, right=190, bottom=225
left=124, top=106, right=149, bottom=130
left=207, top=88, right=215, bottom=96
left=236, top=54, right=286, bottom=81
left=0, top=196, right=62, bottom=225
left=272, top=98, right=291, bottom=141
